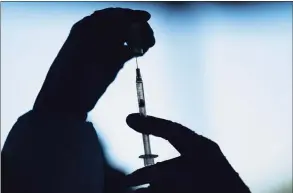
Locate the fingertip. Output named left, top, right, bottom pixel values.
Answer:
left=126, top=113, right=141, bottom=127
left=126, top=113, right=153, bottom=135
left=132, top=10, right=151, bottom=22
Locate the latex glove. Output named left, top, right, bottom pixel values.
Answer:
left=33, top=8, right=155, bottom=120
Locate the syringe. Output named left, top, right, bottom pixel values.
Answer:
left=135, top=58, right=158, bottom=167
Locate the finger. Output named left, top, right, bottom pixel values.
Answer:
left=129, top=9, right=151, bottom=22
left=135, top=22, right=155, bottom=48
left=113, top=8, right=151, bottom=22
left=93, top=8, right=151, bottom=23
left=127, top=22, right=155, bottom=55
left=126, top=113, right=202, bottom=155
left=121, top=9, right=154, bottom=50
left=95, top=8, right=154, bottom=58
left=126, top=157, right=183, bottom=187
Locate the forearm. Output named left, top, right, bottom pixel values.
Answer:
left=219, top=158, right=251, bottom=193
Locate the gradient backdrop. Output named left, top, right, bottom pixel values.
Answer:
left=1, top=2, right=292, bottom=193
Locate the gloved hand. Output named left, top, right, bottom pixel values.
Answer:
left=70, top=8, right=155, bottom=62
left=125, top=114, right=251, bottom=193
left=33, top=8, right=155, bottom=120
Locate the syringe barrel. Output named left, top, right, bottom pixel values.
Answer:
left=142, top=134, right=153, bottom=159
left=136, top=80, right=152, bottom=152
left=135, top=67, right=157, bottom=167
left=136, top=69, right=147, bottom=116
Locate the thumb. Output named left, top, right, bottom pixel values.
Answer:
left=119, top=45, right=136, bottom=62
left=126, top=157, right=184, bottom=187
left=118, top=44, right=149, bottom=63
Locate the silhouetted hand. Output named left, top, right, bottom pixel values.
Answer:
left=33, top=8, right=155, bottom=120
left=69, top=8, right=155, bottom=62
left=126, top=114, right=251, bottom=193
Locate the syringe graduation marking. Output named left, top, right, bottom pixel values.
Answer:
left=135, top=58, right=158, bottom=167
